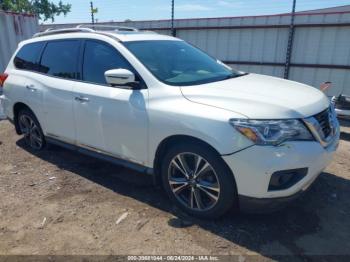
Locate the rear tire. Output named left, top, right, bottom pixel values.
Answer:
left=161, top=142, right=237, bottom=219
left=17, top=109, right=46, bottom=151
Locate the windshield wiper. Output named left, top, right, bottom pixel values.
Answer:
left=224, top=72, right=249, bottom=80
left=238, top=72, right=249, bottom=77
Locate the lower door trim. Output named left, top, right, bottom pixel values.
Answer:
left=45, top=135, right=154, bottom=175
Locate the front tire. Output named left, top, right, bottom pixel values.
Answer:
left=18, top=109, right=46, bottom=151
left=161, top=142, right=237, bottom=219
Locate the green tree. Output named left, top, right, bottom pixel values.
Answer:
left=1, top=0, right=71, bottom=21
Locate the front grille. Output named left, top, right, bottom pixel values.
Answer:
left=304, top=106, right=338, bottom=147
left=314, top=108, right=331, bottom=138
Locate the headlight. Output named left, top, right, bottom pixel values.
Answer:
left=229, top=119, right=314, bottom=146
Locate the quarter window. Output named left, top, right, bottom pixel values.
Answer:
left=40, top=40, right=80, bottom=79
left=14, top=42, right=45, bottom=71
left=82, top=40, right=133, bottom=85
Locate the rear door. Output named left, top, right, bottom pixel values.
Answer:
left=73, top=39, right=148, bottom=165
left=4, top=42, right=46, bottom=122
left=38, top=40, right=81, bottom=143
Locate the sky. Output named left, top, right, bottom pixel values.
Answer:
left=45, top=0, right=350, bottom=24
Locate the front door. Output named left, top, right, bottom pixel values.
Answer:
left=73, top=40, right=148, bottom=166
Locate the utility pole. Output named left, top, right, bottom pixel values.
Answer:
left=171, top=0, right=175, bottom=36
left=90, top=1, right=95, bottom=25
left=284, top=0, right=296, bottom=79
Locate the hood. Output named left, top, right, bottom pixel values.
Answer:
left=180, top=73, right=330, bottom=119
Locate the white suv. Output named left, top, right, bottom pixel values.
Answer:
left=0, top=26, right=340, bottom=218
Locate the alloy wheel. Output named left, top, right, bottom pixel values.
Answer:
left=168, top=152, right=220, bottom=211
left=18, top=114, right=43, bottom=150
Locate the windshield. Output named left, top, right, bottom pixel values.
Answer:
left=123, top=40, right=242, bottom=86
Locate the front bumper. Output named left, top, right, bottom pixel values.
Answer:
left=0, top=95, right=6, bottom=120
left=223, top=130, right=339, bottom=212
left=238, top=189, right=307, bottom=213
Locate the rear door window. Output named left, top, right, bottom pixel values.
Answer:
left=40, top=40, right=80, bottom=80
left=14, top=42, right=45, bottom=71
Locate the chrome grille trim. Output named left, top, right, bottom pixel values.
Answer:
left=314, top=109, right=331, bottom=137
left=303, top=106, right=339, bottom=148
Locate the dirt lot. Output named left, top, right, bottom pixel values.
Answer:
left=0, top=119, right=350, bottom=260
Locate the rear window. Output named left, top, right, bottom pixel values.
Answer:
left=14, top=42, right=45, bottom=71
left=40, top=40, right=80, bottom=80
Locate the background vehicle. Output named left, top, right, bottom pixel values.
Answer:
left=333, top=95, right=350, bottom=118
left=0, top=26, right=340, bottom=218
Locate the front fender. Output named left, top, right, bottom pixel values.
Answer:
left=147, top=94, right=253, bottom=167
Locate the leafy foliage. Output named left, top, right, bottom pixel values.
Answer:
left=1, top=0, right=71, bottom=21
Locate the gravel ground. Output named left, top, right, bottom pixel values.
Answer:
left=0, top=119, right=350, bottom=260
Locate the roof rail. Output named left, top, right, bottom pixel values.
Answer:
left=32, top=24, right=155, bottom=39
left=33, top=27, right=95, bottom=38
left=76, top=24, right=139, bottom=32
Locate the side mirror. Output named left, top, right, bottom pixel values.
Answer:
left=104, top=69, right=136, bottom=88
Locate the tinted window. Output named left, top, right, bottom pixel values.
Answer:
left=40, top=40, right=80, bottom=79
left=83, top=40, right=133, bottom=85
left=14, top=42, right=44, bottom=71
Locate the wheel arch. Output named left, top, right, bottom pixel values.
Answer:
left=153, top=135, right=235, bottom=185
left=13, top=102, right=35, bottom=135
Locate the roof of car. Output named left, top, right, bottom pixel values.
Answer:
left=26, top=26, right=181, bottom=44
left=101, top=31, right=179, bottom=42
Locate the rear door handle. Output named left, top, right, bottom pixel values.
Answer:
left=26, top=85, right=37, bottom=92
left=75, top=96, right=90, bottom=103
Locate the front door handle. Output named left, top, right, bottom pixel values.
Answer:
left=26, top=85, right=37, bottom=92
left=75, top=96, right=90, bottom=103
